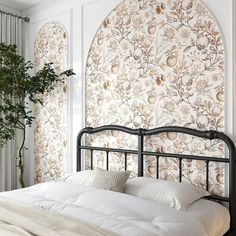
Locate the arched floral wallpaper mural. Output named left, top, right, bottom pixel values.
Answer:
left=85, top=0, right=225, bottom=196
left=34, top=22, right=68, bottom=183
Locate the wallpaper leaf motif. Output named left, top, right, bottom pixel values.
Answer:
left=34, top=22, right=68, bottom=183
left=85, top=0, right=225, bottom=196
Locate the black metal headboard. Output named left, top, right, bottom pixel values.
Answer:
left=77, top=125, right=236, bottom=235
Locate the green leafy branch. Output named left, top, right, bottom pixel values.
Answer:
left=0, top=43, right=75, bottom=187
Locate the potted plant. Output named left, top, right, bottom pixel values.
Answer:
left=0, top=43, right=75, bottom=188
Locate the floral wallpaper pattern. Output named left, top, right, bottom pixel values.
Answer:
left=85, top=0, right=225, bottom=196
left=34, top=22, right=68, bottom=183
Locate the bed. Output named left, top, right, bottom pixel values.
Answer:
left=0, top=125, right=235, bottom=236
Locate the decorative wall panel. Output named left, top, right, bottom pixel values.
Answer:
left=34, top=22, right=68, bottom=183
left=85, top=0, right=225, bottom=196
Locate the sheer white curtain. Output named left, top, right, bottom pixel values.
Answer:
left=0, top=12, right=25, bottom=191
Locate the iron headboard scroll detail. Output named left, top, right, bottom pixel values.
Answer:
left=77, top=125, right=236, bottom=235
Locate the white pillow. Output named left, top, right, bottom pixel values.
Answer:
left=90, top=168, right=131, bottom=193
left=124, top=177, right=210, bottom=210
left=57, top=170, right=95, bottom=186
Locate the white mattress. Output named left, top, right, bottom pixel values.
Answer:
left=0, top=182, right=230, bottom=236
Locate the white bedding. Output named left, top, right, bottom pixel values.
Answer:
left=0, top=196, right=116, bottom=236
left=0, top=182, right=230, bottom=236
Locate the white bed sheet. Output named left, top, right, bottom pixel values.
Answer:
left=0, top=182, right=230, bottom=236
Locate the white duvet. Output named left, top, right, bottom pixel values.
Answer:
left=0, top=182, right=230, bottom=236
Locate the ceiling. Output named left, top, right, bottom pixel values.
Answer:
left=0, top=0, right=45, bottom=10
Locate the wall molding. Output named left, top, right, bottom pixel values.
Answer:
left=0, top=2, right=21, bottom=14
left=23, top=0, right=97, bottom=17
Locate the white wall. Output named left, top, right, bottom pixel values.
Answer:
left=21, top=0, right=236, bottom=185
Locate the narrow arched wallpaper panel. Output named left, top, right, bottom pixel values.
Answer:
left=85, top=0, right=225, bottom=195
left=34, top=22, right=68, bottom=183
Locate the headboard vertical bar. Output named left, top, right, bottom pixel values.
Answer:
left=156, top=156, right=159, bottom=179
left=124, top=153, right=127, bottom=171
left=216, top=132, right=236, bottom=232
left=91, top=150, right=94, bottom=170
left=106, top=151, right=109, bottom=170
left=77, top=130, right=85, bottom=172
left=77, top=144, right=81, bottom=171
left=229, top=142, right=236, bottom=232
left=179, top=158, right=182, bottom=182
left=138, top=129, right=144, bottom=177
left=205, top=160, right=209, bottom=191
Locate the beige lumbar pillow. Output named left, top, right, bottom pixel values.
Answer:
left=91, top=168, right=130, bottom=193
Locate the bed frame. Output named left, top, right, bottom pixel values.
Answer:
left=77, top=125, right=236, bottom=235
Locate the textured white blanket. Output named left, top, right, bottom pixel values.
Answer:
left=0, top=196, right=116, bottom=236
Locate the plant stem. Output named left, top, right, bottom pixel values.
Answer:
left=17, top=123, right=26, bottom=188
